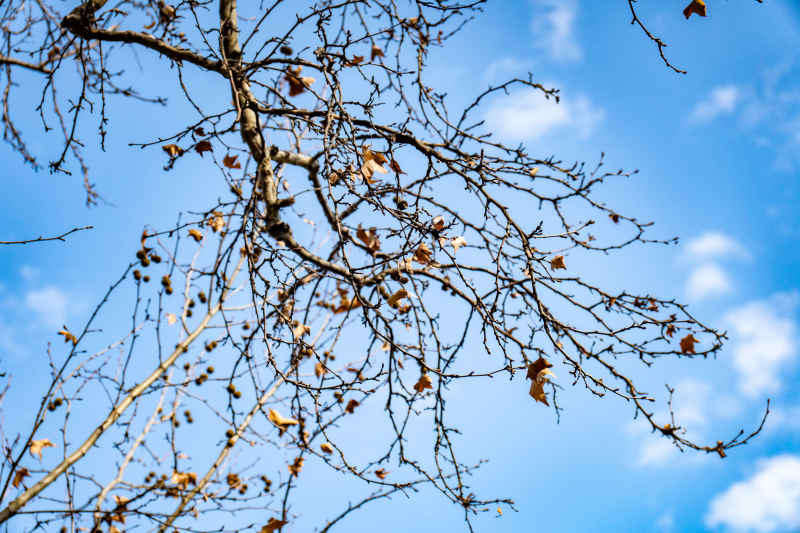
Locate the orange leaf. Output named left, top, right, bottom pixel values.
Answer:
left=320, top=442, right=334, bottom=454
left=414, top=374, right=433, bottom=393
left=344, top=55, right=364, bottom=67
left=288, top=456, right=304, bottom=476
left=356, top=226, right=381, bottom=254
left=188, top=229, right=204, bottom=242
left=268, top=409, right=299, bottom=430
left=683, top=0, right=707, bottom=18
left=194, top=140, right=213, bottom=156
left=12, top=467, right=30, bottom=488
left=526, top=357, right=555, bottom=406
left=550, top=255, right=566, bottom=270
left=285, top=66, right=315, bottom=96
left=375, top=468, right=389, bottom=480
left=413, top=243, right=433, bottom=265
left=371, top=44, right=385, bottom=61
left=345, top=399, right=359, bottom=414
left=680, top=334, right=699, bottom=354
left=223, top=154, right=241, bottom=169
left=58, top=328, right=77, bottom=345
left=260, top=518, right=288, bottom=533
left=162, top=144, right=183, bottom=158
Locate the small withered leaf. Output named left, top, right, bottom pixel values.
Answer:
left=680, top=334, right=699, bottom=354
left=29, top=438, right=55, bottom=460
left=223, top=154, right=241, bottom=169
left=414, top=374, right=433, bottom=393
left=550, top=255, right=566, bottom=270
left=162, top=144, right=183, bottom=158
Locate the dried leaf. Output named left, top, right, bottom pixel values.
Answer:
left=29, top=438, right=55, bottom=460
left=683, top=0, right=707, bottom=19
left=162, top=144, right=183, bottom=158
left=223, top=154, right=241, bottom=169
left=261, top=518, right=288, bottom=533
left=371, top=44, right=385, bottom=61
left=451, top=236, right=467, bottom=253
left=413, top=242, right=433, bottom=265
left=390, top=158, right=404, bottom=174
left=285, top=66, right=315, bottom=96
left=12, top=467, right=29, bottom=488
left=356, top=226, right=381, bottom=254
left=550, top=255, right=566, bottom=270
left=360, top=146, right=389, bottom=182
left=609, top=213, right=620, bottom=224
left=432, top=216, right=445, bottom=231
left=526, top=357, right=555, bottom=406
left=288, top=456, right=304, bottom=476
left=58, top=328, right=77, bottom=345
left=208, top=212, right=225, bottom=233
left=345, top=399, right=359, bottom=414
left=665, top=324, right=676, bottom=338
left=314, top=361, right=327, bottom=377
left=194, top=140, right=212, bottom=155
left=414, top=374, right=433, bottom=393
left=188, top=229, right=204, bottom=242
left=166, top=313, right=177, bottom=325
left=528, top=167, right=539, bottom=177
left=375, top=468, right=389, bottom=480
left=344, top=55, right=364, bottom=67
left=320, top=442, right=334, bottom=454
left=268, top=409, right=299, bottom=430
left=680, top=334, right=699, bottom=354
left=292, top=323, right=310, bottom=339
left=387, top=289, right=409, bottom=308
left=171, top=471, right=197, bottom=490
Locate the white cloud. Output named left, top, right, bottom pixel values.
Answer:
left=19, top=266, right=39, bottom=281
left=485, top=87, right=603, bottom=141
left=706, top=455, right=800, bottom=532
left=482, top=57, right=533, bottom=85
left=724, top=292, right=799, bottom=397
left=530, top=0, right=581, bottom=62
left=686, top=263, right=733, bottom=301
left=690, top=85, right=741, bottom=123
left=24, top=286, right=69, bottom=328
left=685, top=232, right=748, bottom=261
left=656, top=510, right=675, bottom=532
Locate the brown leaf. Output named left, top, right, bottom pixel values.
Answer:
left=527, top=360, right=556, bottom=406
left=344, top=55, right=364, bottom=67
left=360, top=146, right=389, bottom=182
left=345, top=399, right=359, bottom=414
left=29, top=438, right=55, bottom=460
left=414, top=374, right=433, bottom=393
left=356, top=225, right=381, bottom=254
left=320, top=442, right=334, bottom=454
left=371, top=44, right=385, bottom=61
left=375, top=468, right=389, bottom=480
left=390, top=158, right=404, bottom=174
left=288, top=456, right=304, bottom=476
left=387, top=289, right=409, bottom=308
left=188, top=228, right=204, bottom=242
left=261, top=518, right=288, bottom=533
left=609, top=213, right=620, bottom=224
left=528, top=167, right=539, bottom=177
left=665, top=324, right=676, bottom=338
left=550, top=255, right=566, bottom=270
left=432, top=216, right=445, bottom=232
left=680, top=334, right=699, bottom=354
left=285, top=66, right=315, bottom=96
left=683, top=0, right=707, bottom=19
left=207, top=211, right=225, bottom=233
left=223, top=154, right=241, bottom=169
left=170, top=471, right=197, bottom=490
left=12, top=467, right=29, bottom=488
left=162, top=144, right=183, bottom=158
left=194, top=140, right=212, bottom=155
left=314, top=361, right=327, bottom=378
left=268, top=409, right=299, bottom=430
left=413, top=242, right=433, bottom=265
left=292, top=323, right=310, bottom=339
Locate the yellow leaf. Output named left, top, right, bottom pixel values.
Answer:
left=170, top=471, right=197, bottom=489
left=58, top=328, right=77, bottom=345
left=413, top=374, right=433, bottom=393
left=451, top=236, right=467, bottom=253
left=683, top=0, right=707, bottom=19
left=268, top=409, right=299, bottom=430
left=387, top=289, right=409, bottom=308
left=288, top=456, right=304, bottom=476
left=162, top=144, right=183, bottom=158
left=208, top=211, right=225, bottom=233
left=29, top=438, right=55, bottom=460
left=166, top=313, right=177, bottom=325
left=550, top=255, right=566, bottom=270
left=188, top=229, right=204, bottom=242
left=528, top=167, right=539, bottom=176
left=320, top=442, right=334, bottom=454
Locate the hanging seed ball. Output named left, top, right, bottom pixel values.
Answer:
left=226, top=384, right=236, bottom=393
left=188, top=299, right=195, bottom=308
left=233, top=390, right=242, bottom=399
left=183, top=363, right=190, bottom=371
left=174, top=420, right=180, bottom=427
left=151, top=254, right=162, bottom=263
left=143, top=275, right=150, bottom=282
left=136, top=250, right=146, bottom=260
left=187, top=417, right=193, bottom=424
left=184, top=410, right=191, bottom=417
left=141, top=256, right=151, bottom=267
left=47, top=402, right=56, bottom=411
left=133, top=269, right=142, bottom=281
left=207, top=366, right=215, bottom=374
left=226, top=429, right=235, bottom=438
left=198, top=291, right=207, bottom=303
left=199, top=373, right=208, bottom=381
left=242, top=322, right=250, bottom=330
left=161, top=275, right=171, bottom=287
left=186, top=309, right=193, bottom=317
left=165, top=286, right=173, bottom=295
left=195, top=377, right=203, bottom=386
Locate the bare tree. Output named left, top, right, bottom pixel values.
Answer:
left=0, top=1, right=768, bottom=532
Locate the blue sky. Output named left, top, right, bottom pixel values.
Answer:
left=1, top=1, right=800, bottom=532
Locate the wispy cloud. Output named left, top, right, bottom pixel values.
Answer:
left=706, top=455, right=800, bottom=532
left=683, top=232, right=746, bottom=302
left=690, top=85, right=741, bottom=123
left=530, top=0, right=581, bottom=62
left=24, top=286, right=69, bottom=328
left=485, top=86, right=603, bottom=141
left=685, top=232, right=748, bottom=261
left=686, top=263, right=733, bottom=301
left=724, top=292, right=799, bottom=397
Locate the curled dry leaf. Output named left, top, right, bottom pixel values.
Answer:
left=609, top=213, right=620, bottom=224
left=387, top=289, right=409, bottom=308
left=12, top=467, right=30, bottom=488
left=162, top=144, right=183, bottom=158
left=267, top=409, right=299, bottom=431
left=320, top=442, right=334, bottom=454
left=344, top=55, right=364, bottom=67
left=314, top=362, right=327, bottom=378
left=526, top=356, right=555, bottom=406
left=171, top=471, right=198, bottom=490
left=390, top=158, right=404, bottom=174
left=292, top=323, right=310, bottom=339
left=413, top=242, right=433, bottom=264
left=381, top=341, right=391, bottom=351
left=371, top=44, right=385, bottom=61
left=222, top=154, right=241, bottom=169
left=208, top=212, right=225, bottom=233
left=432, top=216, right=445, bottom=231
left=345, top=399, right=359, bottom=414
left=285, top=66, right=315, bottom=96
left=528, top=167, right=539, bottom=177
left=550, top=255, right=566, bottom=270
left=665, top=324, right=676, bottom=338
left=29, top=438, right=55, bottom=460
left=288, top=456, right=304, bottom=476
left=414, top=374, right=433, bottom=393
left=451, top=236, right=467, bottom=253
left=58, top=328, right=77, bottom=345
left=188, top=229, right=204, bottom=242
left=360, top=146, right=389, bottom=182
left=260, top=518, right=288, bottom=533
left=194, top=140, right=212, bottom=156
left=375, top=468, right=389, bottom=480
left=356, top=226, right=381, bottom=254
left=680, top=334, right=699, bottom=354
left=683, top=0, right=707, bottom=18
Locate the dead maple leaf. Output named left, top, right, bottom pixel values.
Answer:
left=162, top=144, right=183, bottom=158
left=526, top=356, right=555, bottom=406
left=288, top=456, right=304, bottom=476
left=550, top=255, right=566, bottom=270
left=371, top=44, right=385, bottom=61
left=268, top=409, right=299, bottom=431
left=320, top=442, right=334, bottom=454
left=665, top=324, right=676, bottom=338
left=12, top=467, right=29, bottom=488
left=171, top=471, right=197, bottom=490
left=360, top=146, right=389, bottom=182
left=345, top=399, right=359, bottom=414
left=683, top=0, right=707, bottom=19
left=285, top=66, right=315, bottom=96
left=375, top=468, right=389, bottom=480
left=344, top=55, right=364, bottom=67
left=194, top=140, right=212, bottom=156
left=680, top=334, right=699, bottom=354
left=413, top=243, right=433, bottom=264
left=58, top=328, right=77, bottom=345
left=188, top=229, right=204, bottom=242
left=414, top=374, right=433, bottom=393
left=222, top=154, right=241, bottom=169
left=29, top=438, right=55, bottom=460
left=208, top=212, right=225, bottom=233
left=451, top=236, right=467, bottom=253
left=387, top=289, right=409, bottom=308
left=261, top=518, right=288, bottom=533
left=356, top=226, right=381, bottom=254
